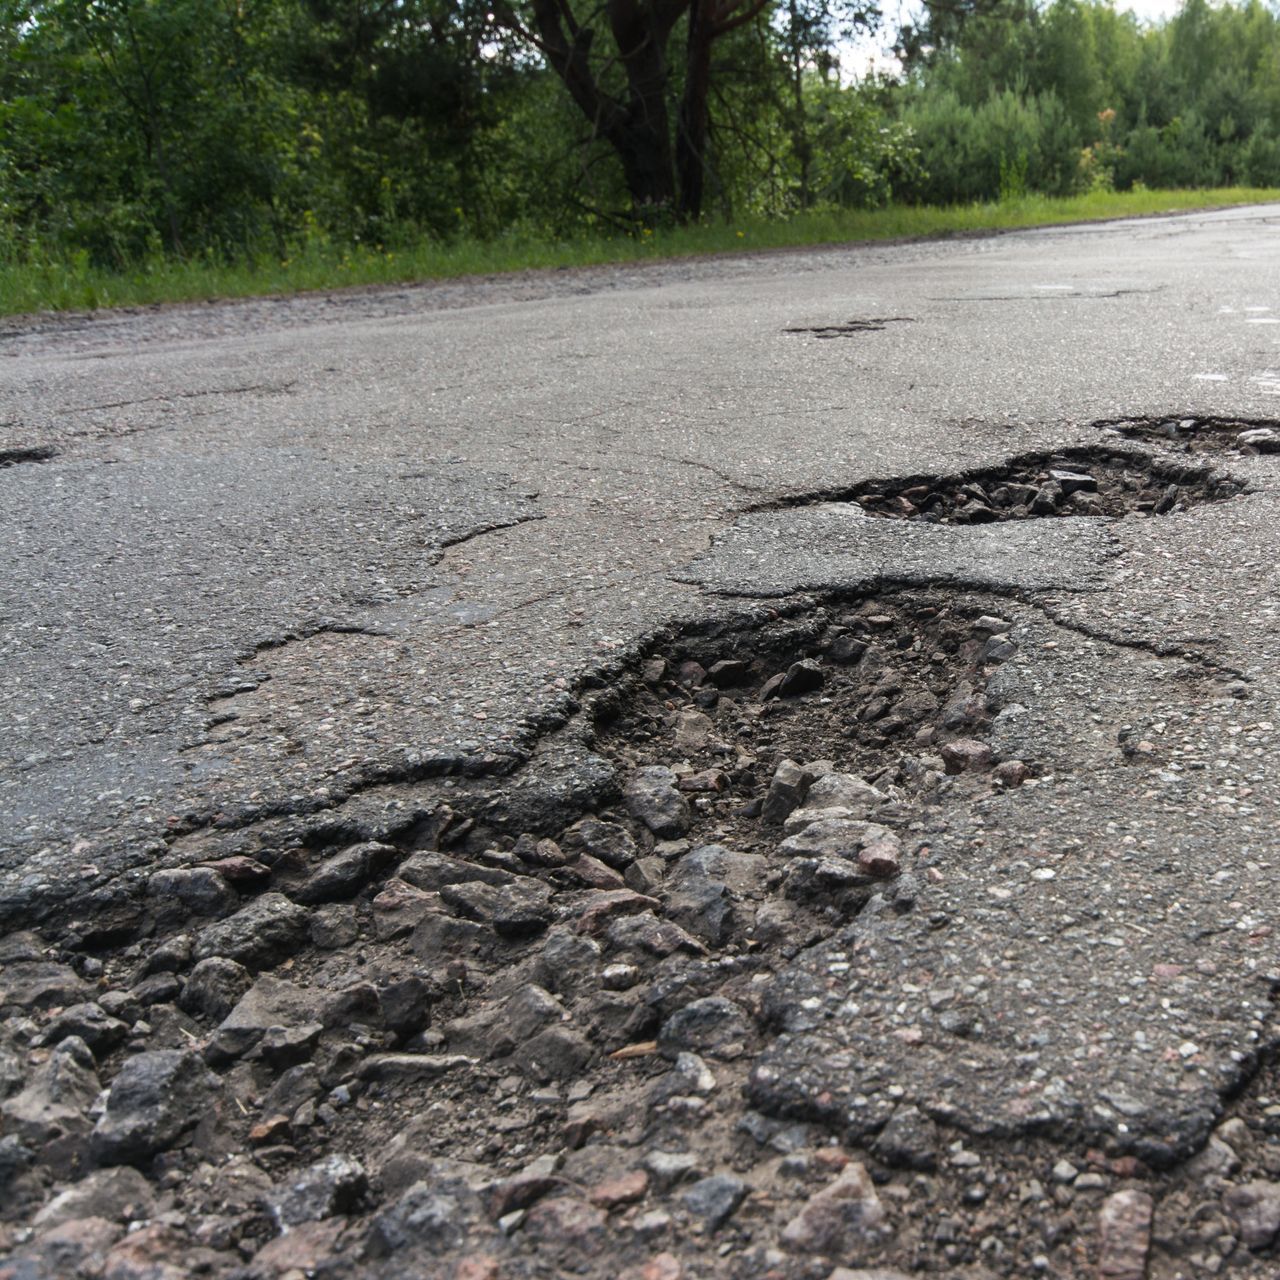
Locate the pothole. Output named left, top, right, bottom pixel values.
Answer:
left=1105, top=416, right=1280, bottom=456
left=587, top=588, right=1026, bottom=928
left=783, top=317, right=914, bottom=338
left=0, top=444, right=56, bottom=468
left=765, top=445, right=1244, bottom=523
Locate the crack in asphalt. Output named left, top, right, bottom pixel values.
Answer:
left=65, top=380, right=299, bottom=414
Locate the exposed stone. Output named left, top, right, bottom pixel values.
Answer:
left=293, top=841, right=397, bottom=904
left=371, top=879, right=436, bottom=940
left=625, top=767, right=692, bottom=838
left=37, top=1003, right=129, bottom=1055
left=939, top=738, right=995, bottom=774
left=659, top=997, right=749, bottom=1059
left=91, top=1049, right=219, bottom=1166
left=311, top=903, right=361, bottom=948
left=993, top=759, right=1031, bottom=788
left=567, top=819, right=639, bottom=870
left=523, top=1196, right=608, bottom=1248
left=492, top=879, right=554, bottom=937
left=1, top=1036, right=99, bottom=1149
left=871, top=1106, right=939, bottom=1171
left=781, top=1162, right=889, bottom=1253
left=589, top=1169, right=649, bottom=1209
left=398, top=852, right=514, bottom=891
left=268, top=1153, right=368, bottom=1227
left=1098, top=1189, right=1154, bottom=1280
left=261, top=1064, right=322, bottom=1118
left=361, top=1053, right=473, bottom=1082
left=205, top=975, right=314, bottom=1063
left=514, top=1027, right=593, bottom=1082
left=191, top=892, right=310, bottom=969
left=804, top=772, right=885, bottom=816
left=607, top=913, right=705, bottom=958
left=366, top=1168, right=484, bottom=1255
left=378, top=976, right=435, bottom=1036
left=761, top=759, right=819, bottom=825
left=1223, top=1180, right=1280, bottom=1251
left=575, top=890, right=661, bottom=936
left=0, top=962, right=88, bottom=1012
left=673, top=710, right=714, bottom=751
left=643, top=1150, right=700, bottom=1189
left=147, top=867, right=238, bottom=919
left=130, top=972, right=181, bottom=1007
left=504, top=985, right=566, bottom=1042
left=666, top=879, right=736, bottom=946
left=778, top=659, right=825, bottom=697
left=32, top=1167, right=155, bottom=1229
left=680, top=1174, right=747, bottom=1230
left=179, top=956, right=253, bottom=1023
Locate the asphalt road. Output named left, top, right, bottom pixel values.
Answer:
left=3, top=203, right=1280, bottom=1167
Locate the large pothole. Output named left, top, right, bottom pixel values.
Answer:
left=773, top=446, right=1245, bottom=524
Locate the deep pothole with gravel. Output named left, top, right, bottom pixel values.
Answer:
left=3, top=540, right=1278, bottom=1275
left=761, top=444, right=1245, bottom=523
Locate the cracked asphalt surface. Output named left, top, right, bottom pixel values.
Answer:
left=3, top=203, right=1280, bottom=1276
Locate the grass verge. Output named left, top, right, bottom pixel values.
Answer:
left=2, top=187, right=1278, bottom=318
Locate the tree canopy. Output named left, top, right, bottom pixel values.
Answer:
left=2, top=0, right=1278, bottom=267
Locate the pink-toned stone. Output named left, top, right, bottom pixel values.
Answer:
left=621, top=1254, right=683, bottom=1280
left=857, top=837, right=901, bottom=878
left=590, top=1169, right=650, bottom=1209
left=574, top=890, right=660, bottom=935
left=522, top=1196, right=608, bottom=1248
left=250, top=1221, right=346, bottom=1276
left=781, top=1161, right=888, bottom=1253
left=940, top=739, right=994, bottom=774
left=1097, top=1189, right=1154, bottom=1279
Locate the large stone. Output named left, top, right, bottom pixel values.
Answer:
left=206, top=975, right=315, bottom=1063
left=147, top=867, right=238, bottom=919
left=293, top=842, right=398, bottom=904
left=32, top=1167, right=155, bottom=1229
left=37, top=1003, right=129, bottom=1056
left=1097, top=1189, right=1154, bottom=1280
left=761, top=759, right=820, bottom=826
left=366, top=1167, right=483, bottom=1255
left=658, top=997, right=750, bottom=1059
left=625, top=767, right=691, bottom=839
left=1, top=1036, right=99, bottom=1149
left=680, top=1174, right=747, bottom=1230
left=191, top=893, right=309, bottom=969
left=1223, top=1180, right=1280, bottom=1251
left=268, top=1154, right=368, bottom=1227
left=91, top=1050, right=219, bottom=1166
left=781, top=1162, right=888, bottom=1253
left=564, top=819, right=639, bottom=870
left=178, top=956, right=253, bottom=1023
left=0, top=962, right=88, bottom=1012
left=804, top=772, right=885, bottom=816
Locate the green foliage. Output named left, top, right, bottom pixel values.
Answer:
left=890, top=0, right=1280, bottom=202
left=1, top=0, right=1280, bottom=295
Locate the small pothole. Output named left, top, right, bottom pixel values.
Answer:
left=1106, top=417, right=1280, bottom=456
left=784, top=318, right=914, bottom=339
left=0, top=445, right=56, bottom=468
left=802, top=447, right=1243, bottom=524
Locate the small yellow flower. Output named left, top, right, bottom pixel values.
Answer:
left=736, top=230, right=744, bottom=237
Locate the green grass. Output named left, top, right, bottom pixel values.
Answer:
left=3, top=187, right=1278, bottom=318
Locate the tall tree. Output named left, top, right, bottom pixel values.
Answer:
left=489, top=0, right=774, bottom=219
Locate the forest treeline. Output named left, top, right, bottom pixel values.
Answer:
left=2, top=0, right=1279, bottom=267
